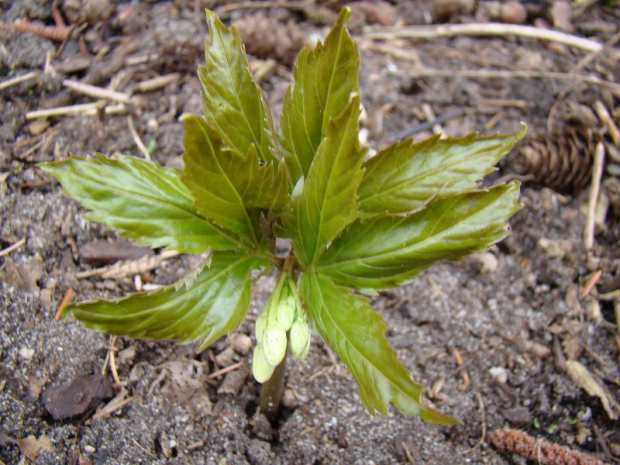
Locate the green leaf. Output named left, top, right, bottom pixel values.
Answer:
left=279, top=7, right=359, bottom=181
left=358, top=125, right=526, bottom=218
left=181, top=114, right=289, bottom=246
left=318, top=183, right=520, bottom=289
left=199, top=10, right=277, bottom=164
left=283, top=96, right=365, bottom=265
left=299, top=271, right=460, bottom=424
left=65, top=253, right=262, bottom=351
left=40, top=154, right=241, bottom=254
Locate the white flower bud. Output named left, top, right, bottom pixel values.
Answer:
left=262, top=327, right=287, bottom=366
left=289, top=318, right=310, bottom=360
left=252, top=345, right=275, bottom=383
left=274, top=300, right=295, bottom=331
left=255, top=313, right=268, bottom=343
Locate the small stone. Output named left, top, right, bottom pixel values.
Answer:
left=19, top=347, right=35, bottom=360
left=228, top=333, right=252, bottom=355
left=501, top=1, right=527, bottom=24
left=504, top=406, right=531, bottom=424
left=489, top=366, right=509, bottom=384
left=84, top=444, right=96, bottom=453
left=282, top=389, right=299, bottom=409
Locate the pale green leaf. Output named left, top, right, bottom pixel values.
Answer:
left=66, top=253, right=263, bottom=351
left=299, top=271, right=460, bottom=423
left=318, top=183, right=520, bottom=289
left=359, top=125, right=526, bottom=217
left=279, top=7, right=359, bottom=181
left=181, top=114, right=289, bottom=246
left=40, top=154, right=241, bottom=254
left=283, top=96, right=365, bottom=265
left=200, top=10, right=277, bottom=164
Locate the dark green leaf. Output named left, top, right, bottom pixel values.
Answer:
left=279, top=7, right=359, bottom=181
left=299, top=271, right=461, bottom=423
left=283, top=96, right=365, bottom=265
left=66, top=253, right=263, bottom=351
left=40, top=154, right=241, bottom=254
left=358, top=125, right=526, bottom=217
left=318, top=183, right=520, bottom=289
left=199, top=10, right=277, bottom=164
left=181, top=114, right=289, bottom=246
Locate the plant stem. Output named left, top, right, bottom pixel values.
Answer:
left=259, top=350, right=286, bottom=423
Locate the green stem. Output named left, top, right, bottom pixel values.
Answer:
left=259, top=350, right=286, bottom=423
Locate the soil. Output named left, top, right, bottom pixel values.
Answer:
left=1, top=1, right=619, bottom=464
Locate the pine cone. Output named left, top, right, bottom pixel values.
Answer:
left=233, top=13, right=307, bottom=66
left=511, top=126, right=595, bottom=191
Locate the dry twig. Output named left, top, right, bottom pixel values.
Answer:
left=74, top=250, right=180, bottom=280
left=26, top=101, right=127, bottom=119
left=135, top=74, right=180, bottom=93
left=207, top=362, right=244, bottom=379
left=581, top=270, right=603, bottom=298
left=217, top=0, right=311, bottom=13
left=0, top=237, right=26, bottom=258
left=127, top=115, right=152, bottom=161
left=584, top=143, right=606, bottom=250
left=62, top=80, right=130, bottom=104
left=90, top=396, right=134, bottom=421
left=0, top=72, right=37, bottom=91
left=464, top=393, right=486, bottom=454
left=54, top=288, right=73, bottom=320
left=364, top=23, right=615, bottom=56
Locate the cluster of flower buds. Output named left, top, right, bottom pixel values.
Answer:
left=252, top=273, right=311, bottom=383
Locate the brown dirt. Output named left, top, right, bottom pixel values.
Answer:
left=1, top=1, right=619, bottom=464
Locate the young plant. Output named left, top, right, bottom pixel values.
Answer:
left=41, top=8, right=525, bottom=424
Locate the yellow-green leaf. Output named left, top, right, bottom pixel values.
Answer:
left=300, top=271, right=461, bottom=423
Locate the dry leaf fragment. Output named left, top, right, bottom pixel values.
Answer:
left=0, top=256, right=44, bottom=293
left=18, top=434, right=53, bottom=460
left=565, top=360, right=620, bottom=420
left=42, top=374, right=113, bottom=420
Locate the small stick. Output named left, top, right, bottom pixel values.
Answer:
left=207, top=362, right=243, bottom=379
left=476, top=98, right=532, bottom=109
left=26, top=101, right=106, bottom=119
left=26, top=102, right=127, bottom=119
left=217, top=0, right=311, bottom=13
left=584, top=143, right=606, bottom=250
left=74, top=250, right=180, bottom=280
left=54, top=288, right=73, bottom=320
left=581, top=270, right=603, bottom=298
left=464, top=393, right=486, bottom=453
left=108, top=337, right=124, bottom=386
left=90, top=396, right=134, bottom=421
left=127, top=115, right=151, bottom=160
left=63, top=80, right=131, bottom=104
left=593, top=100, right=620, bottom=146
left=0, top=237, right=26, bottom=258
left=401, top=441, right=416, bottom=464
left=131, top=439, right=157, bottom=459
left=0, top=72, right=37, bottom=91
left=452, top=348, right=463, bottom=366
left=421, top=103, right=443, bottom=136
left=364, top=23, right=613, bottom=56
left=135, top=74, right=180, bottom=93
